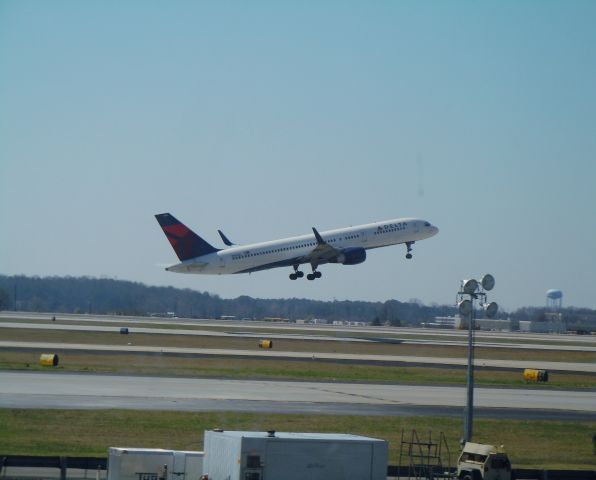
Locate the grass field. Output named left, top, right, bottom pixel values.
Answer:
left=1, top=350, right=595, bottom=389
left=2, top=321, right=594, bottom=469
left=1, top=409, right=594, bottom=469
left=1, top=327, right=595, bottom=363
left=1, top=325, right=594, bottom=388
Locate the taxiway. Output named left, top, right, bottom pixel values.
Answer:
left=1, top=371, right=593, bottom=421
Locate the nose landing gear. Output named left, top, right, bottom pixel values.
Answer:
left=405, top=241, right=414, bottom=259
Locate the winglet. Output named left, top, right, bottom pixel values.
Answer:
left=312, top=227, right=326, bottom=245
left=218, top=229, right=235, bottom=247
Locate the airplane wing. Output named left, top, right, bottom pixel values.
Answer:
left=239, top=226, right=370, bottom=274
left=307, top=227, right=341, bottom=265
left=237, top=227, right=338, bottom=273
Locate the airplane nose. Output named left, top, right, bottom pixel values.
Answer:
left=431, top=225, right=439, bottom=236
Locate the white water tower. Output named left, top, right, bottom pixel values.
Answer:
left=546, top=289, right=563, bottom=311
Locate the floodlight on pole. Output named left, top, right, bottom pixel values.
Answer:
left=485, top=301, right=498, bottom=319
left=458, top=299, right=473, bottom=316
left=481, top=274, right=495, bottom=291
left=462, top=279, right=479, bottom=294
left=458, top=273, right=497, bottom=446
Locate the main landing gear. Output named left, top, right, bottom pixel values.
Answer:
left=405, top=241, right=414, bottom=259
left=289, top=265, right=322, bottom=280
left=307, top=263, right=322, bottom=280
left=307, top=271, right=322, bottom=281
left=289, top=265, right=305, bottom=280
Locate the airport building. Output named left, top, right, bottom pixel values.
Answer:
left=429, top=316, right=513, bottom=331
left=519, top=312, right=566, bottom=333
left=455, top=316, right=513, bottom=332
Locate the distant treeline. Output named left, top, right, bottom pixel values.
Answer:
left=0, top=274, right=457, bottom=325
left=0, top=275, right=594, bottom=330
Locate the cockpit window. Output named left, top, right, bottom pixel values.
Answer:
left=425, top=222, right=431, bottom=227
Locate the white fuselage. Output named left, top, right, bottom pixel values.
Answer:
left=166, top=218, right=438, bottom=275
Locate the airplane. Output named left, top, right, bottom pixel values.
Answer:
left=155, top=213, right=438, bottom=280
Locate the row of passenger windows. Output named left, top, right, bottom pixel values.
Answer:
left=229, top=235, right=361, bottom=261
left=231, top=242, right=316, bottom=260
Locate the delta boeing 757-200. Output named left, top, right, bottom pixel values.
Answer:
left=155, top=213, right=438, bottom=280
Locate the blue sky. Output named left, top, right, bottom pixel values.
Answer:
left=1, top=1, right=595, bottom=310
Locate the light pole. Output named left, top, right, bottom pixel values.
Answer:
left=457, top=274, right=498, bottom=445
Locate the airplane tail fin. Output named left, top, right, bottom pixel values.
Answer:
left=155, top=213, right=219, bottom=261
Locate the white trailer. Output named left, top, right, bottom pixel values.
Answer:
left=107, top=448, right=204, bottom=480
left=202, top=430, right=387, bottom=480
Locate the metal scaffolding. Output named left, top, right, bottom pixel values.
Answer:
left=398, top=429, right=452, bottom=480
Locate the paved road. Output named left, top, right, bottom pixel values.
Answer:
left=1, top=371, right=594, bottom=422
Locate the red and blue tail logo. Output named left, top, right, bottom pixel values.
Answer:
left=155, top=213, right=219, bottom=261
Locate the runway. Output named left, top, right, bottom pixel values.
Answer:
left=1, top=371, right=594, bottom=421
left=2, top=320, right=595, bottom=353
left=1, top=312, right=594, bottom=422
left=3, top=312, right=595, bottom=348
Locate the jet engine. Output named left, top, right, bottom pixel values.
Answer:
left=333, top=247, right=367, bottom=265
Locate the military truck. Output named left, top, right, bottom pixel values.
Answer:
left=456, top=442, right=512, bottom=480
